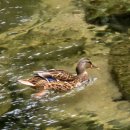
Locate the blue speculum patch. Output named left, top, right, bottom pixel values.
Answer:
left=46, top=77, right=57, bottom=82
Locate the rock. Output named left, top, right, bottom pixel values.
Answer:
left=109, top=41, right=130, bottom=100
left=75, top=0, right=130, bottom=32
left=78, top=0, right=130, bottom=21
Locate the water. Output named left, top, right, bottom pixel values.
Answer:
left=0, top=0, right=40, bottom=33
left=0, top=0, right=130, bottom=130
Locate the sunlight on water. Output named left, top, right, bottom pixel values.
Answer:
left=0, top=0, right=130, bottom=129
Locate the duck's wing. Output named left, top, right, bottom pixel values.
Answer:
left=34, top=69, right=76, bottom=81
left=18, top=79, right=35, bottom=86
left=18, top=76, right=48, bottom=89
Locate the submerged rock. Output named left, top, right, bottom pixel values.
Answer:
left=75, top=0, right=130, bottom=32
left=109, top=41, right=130, bottom=100
left=78, top=0, right=130, bottom=21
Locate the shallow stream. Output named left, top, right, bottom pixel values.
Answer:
left=0, top=0, right=130, bottom=130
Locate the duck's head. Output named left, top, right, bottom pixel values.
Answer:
left=76, top=58, right=98, bottom=75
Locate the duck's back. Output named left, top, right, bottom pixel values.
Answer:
left=34, top=69, right=76, bottom=81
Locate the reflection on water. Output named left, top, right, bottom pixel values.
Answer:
left=0, top=0, right=40, bottom=32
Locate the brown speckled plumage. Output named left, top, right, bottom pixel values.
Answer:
left=34, top=69, right=77, bottom=81
left=18, top=58, right=97, bottom=97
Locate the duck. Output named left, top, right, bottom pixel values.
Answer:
left=18, top=58, right=98, bottom=97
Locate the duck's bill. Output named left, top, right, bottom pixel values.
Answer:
left=91, top=64, right=100, bottom=69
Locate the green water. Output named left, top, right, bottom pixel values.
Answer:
left=0, top=0, right=130, bottom=130
left=0, top=0, right=40, bottom=32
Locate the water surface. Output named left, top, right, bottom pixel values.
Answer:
left=0, top=0, right=40, bottom=32
left=0, top=0, right=130, bottom=130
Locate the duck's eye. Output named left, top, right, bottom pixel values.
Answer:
left=88, top=61, right=92, bottom=64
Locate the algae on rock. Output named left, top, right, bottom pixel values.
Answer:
left=75, top=0, right=130, bottom=32
left=78, top=0, right=130, bottom=21
left=109, top=41, right=130, bottom=100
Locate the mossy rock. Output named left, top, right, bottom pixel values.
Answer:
left=109, top=41, right=130, bottom=100
left=79, top=0, right=130, bottom=20
left=75, top=0, right=130, bottom=32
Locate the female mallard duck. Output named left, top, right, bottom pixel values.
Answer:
left=18, top=58, right=98, bottom=97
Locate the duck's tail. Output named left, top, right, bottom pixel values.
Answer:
left=18, top=79, right=35, bottom=86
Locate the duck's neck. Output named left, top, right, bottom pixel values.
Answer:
left=77, top=71, right=88, bottom=82
left=78, top=71, right=88, bottom=76
left=76, top=68, right=85, bottom=75
left=77, top=71, right=88, bottom=80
